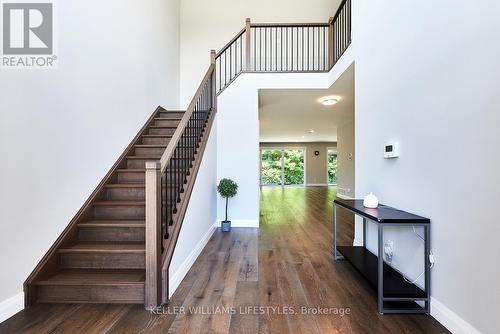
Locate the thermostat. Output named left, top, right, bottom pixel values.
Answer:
left=384, top=142, right=399, bottom=158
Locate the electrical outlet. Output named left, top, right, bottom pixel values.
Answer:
left=384, top=240, right=394, bottom=261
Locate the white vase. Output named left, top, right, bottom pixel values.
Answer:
left=363, top=192, right=379, bottom=208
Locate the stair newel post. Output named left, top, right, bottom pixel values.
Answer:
left=245, top=18, right=251, bottom=71
left=328, top=16, right=334, bottom=68
left=145, top=161, right=162, bottom=310
left=210, top=50, right=216, bottom=110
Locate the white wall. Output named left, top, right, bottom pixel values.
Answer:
left=169, top=120, right=217, bottom=297
left=0, top=0, right=180, bottom=314
left=337, top=120, right=355, bottom=197
left=354, top=1, right=500, bottom=333
left=179, top=0, right=340, bottom=106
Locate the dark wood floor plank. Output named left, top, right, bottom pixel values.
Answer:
left=0, top=304, right=83, bottom=334
left=50, top=304, right=129, bottom=334
left=229, top=281, right=259, bottom=333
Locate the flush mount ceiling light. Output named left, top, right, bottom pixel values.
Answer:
left=308, top=130, right=315, bottom=134
left=319, top=95, right=339, bottom=106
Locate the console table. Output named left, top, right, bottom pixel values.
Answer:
left=333, top=198, right=431, bottom=314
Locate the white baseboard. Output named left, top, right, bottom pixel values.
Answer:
left=0, top=292, right=23, bottom=323
left=336, top=193, right=354, bottom=200
left=215, top=219, right=259, bottom=228
left=431, top=297, right=482, bottom=334
left=168, top=224, right=217, bottom=298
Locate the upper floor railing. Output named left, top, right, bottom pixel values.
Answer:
left=215, top=0, right=352, bottom=94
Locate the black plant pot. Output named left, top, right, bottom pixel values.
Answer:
left=221, top=220, right=231, bottom=232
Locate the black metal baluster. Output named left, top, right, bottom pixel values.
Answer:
left=290, top=27, right=293, bottom=71
left=348, top=0, right=352, bottom=44
left=286, top=27, right=288, bottom=71
left=306, top=27, right=311, bottom=71
left=302, top=27, right=304, bottom=71
left=253, top=28, right=256, bottom=71
left=264, top=27, right=267, bottom=71
left=324, top=26, right=327, bottom=70
left=280, top=27, right=283, bottom=71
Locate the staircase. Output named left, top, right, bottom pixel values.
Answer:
left=24, top=0, right=351, bottom=309
left=25, top=109, right=183, bottom=304
left=25, top=54, right=216, bottom=307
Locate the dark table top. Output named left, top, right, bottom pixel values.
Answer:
left=334, top=198, right=430, bottom=224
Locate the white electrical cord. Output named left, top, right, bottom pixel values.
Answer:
left=402, top=226, right=434, bottom=284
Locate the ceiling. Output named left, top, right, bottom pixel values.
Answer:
left=259, top=64, right=354, bottom=142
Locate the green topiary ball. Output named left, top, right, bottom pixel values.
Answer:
left=217, top=178, right=238, bottom=198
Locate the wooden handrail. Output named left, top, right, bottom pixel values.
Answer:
left=215, top=28, right=246, bottom=58
left=332, top=0, right=348, bottom=21
left=147, top=51, right=216, bottom=308
left=250, top=22, right=329, bottom=27
left=159, top=61, right=215, bottom=174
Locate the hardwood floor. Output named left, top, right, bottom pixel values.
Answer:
left=0, top=187, right=448, bottom=333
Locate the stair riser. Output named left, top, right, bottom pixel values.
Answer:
left=134, top=147, right=165, bottom=156
left=141, top=137, right=170, bottom=145
left=78, top=226, right=145, bottom=242
left=126, top=159, right=149, bottom=169
left=158, top=111, right=184, bottom=118
left=155, top=119, right=181, bottom=127
left=105, top=187, right=145, bottom=201
left=148, top=127, right=176, bottom=135
left=117, top=172, right=145, bottom=184
left=60, top=253, right=145, bottom=269
left=93, top=205, right=145, bottom=219
left=36, top=284, right=144, bottom=303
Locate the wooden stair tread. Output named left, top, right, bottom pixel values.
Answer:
left=134, top=144, right=167, bottom=148
left=115, top=168, right=185, bottom=175
left=104, top=184, right=145, bottom=188
left=117, top=168, right=184, bottom=172
left=126, top=156, right=160, bottom=160
left=36, top=269, right=145, bottom=285
left=154, top=117, right=182, bottom=121
left=141, top=134, right=173, bottom=138
left=93, top=200, right=145, bottom=206
left=78, top=220, right=145, bottom=227
left=59, top=242, right=145, bottom=253
left=125, top=157, right=191, bottom=162
left=148, top=126, right=177, bottom=129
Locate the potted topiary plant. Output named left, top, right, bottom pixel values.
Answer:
left=217, top=178, right=238, bottom=232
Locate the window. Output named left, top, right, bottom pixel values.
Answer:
left=283, top=149, right=305, bottom=185
left=261, top=149, right=282, bottom=185
left=327, top=148, right=338, bottom=185
left=260, top=148, right=305, bottom=186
